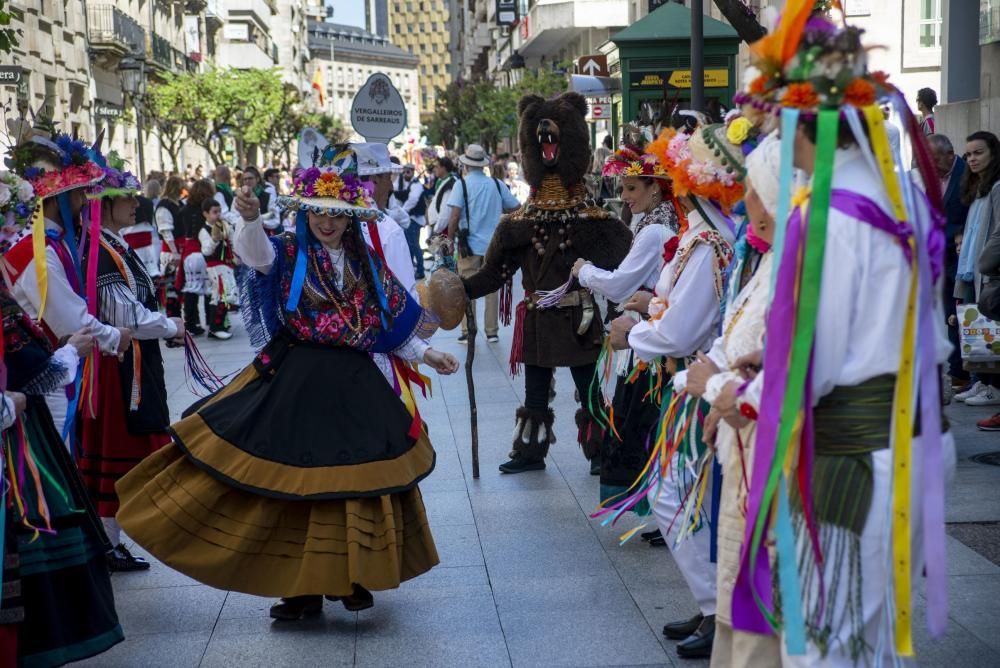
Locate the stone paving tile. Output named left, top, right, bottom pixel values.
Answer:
left=353, top=586, right=510, bottom=668
left=74, top=631, right=211, bottom=668
left=112, top=585, right=227, bottom=637
left=493, top=573, right=669, bottom=667
left=201, top=615, right=357, bottom=668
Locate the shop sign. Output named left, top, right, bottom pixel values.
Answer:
left=94, top=101, right=123, bottom=119
left=630, top=68, right=729, bottom=89
left=0, top=66, right=23, bottom=86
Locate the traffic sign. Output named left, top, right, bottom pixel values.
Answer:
left=577, top=54, right=608, bottom=78
left=587, top=96, right=611, bottom=121
left=351, top=73, right=407, bottom=144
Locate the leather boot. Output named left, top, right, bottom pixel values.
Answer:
left=325, top=584, right=374, bottom=611
left=575, top=408, right=604, bottom=469
left=269, top=595, right=323, bottom=620
left=676, top=614, right=715, bottom=659
left=499, top=407, right=554, bottom=473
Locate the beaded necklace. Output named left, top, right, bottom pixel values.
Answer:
left=306, top=245, right=365, bottom=335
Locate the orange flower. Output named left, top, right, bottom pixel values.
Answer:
left=780, top=82, right=820, bottom=109
left=748, top=74, right=770, bottom=95
left=870, top=70, right=891, bottom=88
left=843, top=78, right=876, bottom=107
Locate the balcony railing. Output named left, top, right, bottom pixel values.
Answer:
left=149, top=32, right=198, bottom=74
left=150, top=32, right=173, bottom=69
left=88, top=4, right=146, bottom=55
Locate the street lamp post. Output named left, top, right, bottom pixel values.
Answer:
left=690, top=0, right=704, bottom=113
left=119, top=56, right=147, bottom=182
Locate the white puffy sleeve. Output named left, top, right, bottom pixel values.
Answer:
left=628, top=245, right=720, bottom=362
left=578, top=225, right=669, bottom=302
left=234, top=216, right=276, bottom=273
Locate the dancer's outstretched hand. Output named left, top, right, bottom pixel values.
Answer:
left=623, top=291, right=653, bottom=315
left=423, top=348, right=460, bottom=375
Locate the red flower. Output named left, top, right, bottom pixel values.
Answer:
left=662, top=237, right=680, bottom=263
left=739, top=402, right=758, bottom=421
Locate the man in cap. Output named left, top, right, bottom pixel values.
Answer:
left=446, top=143, right=521, bottom=343
left=353, top=143, right=418, bottom=297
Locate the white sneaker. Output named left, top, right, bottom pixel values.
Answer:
left=208, top=330, right=233, bottom=341
left=966, top=386, right=1000, bottom=406
left=955, top=381, right=984, bottom=402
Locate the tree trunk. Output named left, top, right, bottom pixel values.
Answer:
left=711, top=0, right=767, bottom=44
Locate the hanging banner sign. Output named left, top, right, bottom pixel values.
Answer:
left=351, top=73, right=407, bottom=144
left=496, top=0, right=518, bottom=26
left=629, top=68, right=730, bottom=89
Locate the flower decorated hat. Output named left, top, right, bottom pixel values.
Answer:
left=6, top=115, right=104, bottom=199
left=88, top=150, right=141, bottom=200
left=733, top=0, right=892, bottom=117
left=601, top=144, right=669, bottom=179
left=646, top=117, right=748, bottom=213
left=278, top=128, right=379, bottom=218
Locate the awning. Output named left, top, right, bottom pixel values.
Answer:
left=570, top=75, right=621, bottom=96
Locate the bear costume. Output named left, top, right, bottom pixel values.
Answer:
left=462, top=92, right=632, bottom=473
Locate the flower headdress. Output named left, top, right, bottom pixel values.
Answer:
left=0, top=170, right=38, bottom=254
left=647, top=123, right=746, bottom=213
left=277, top=131, right=378, bottom=219
left=734, top=0, right=893, bottom=117
left=88, top=151, right=141, bottom=200
left=601, top=144, right=669, bottom=179
left=6, top=112, right=104, bottom=199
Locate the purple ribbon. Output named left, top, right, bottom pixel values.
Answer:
left=732, top=205, right=803, bottom=634
left=732, top=188, right=945, bottom=634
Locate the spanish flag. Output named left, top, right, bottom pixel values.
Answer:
left=311, top=67, right=325, bottom=106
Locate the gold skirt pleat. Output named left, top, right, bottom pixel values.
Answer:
left=116, top=444, right=440, bottom=598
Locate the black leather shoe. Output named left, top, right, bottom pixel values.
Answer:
left=325, top=584, right=374, bottom=611
left=648, top=535, right=666, bottom=547
left=676, top=615, right=715, bottom=659
left=640, top=529, right=662, bottom=542
left=662, top=613, right=703, bottom=639
left=589, top=458, right=601, bottom=475
left=499, top=457, right=546, bottom=474
left=270, top=595, right=323, bottom=620
left=107, top=544, right=151, bottom=572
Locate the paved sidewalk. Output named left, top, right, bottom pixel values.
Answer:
left=79, top=304, right=1000, bottom=667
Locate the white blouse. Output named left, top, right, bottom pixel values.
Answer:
left=628, top=212, right=724, bottom=362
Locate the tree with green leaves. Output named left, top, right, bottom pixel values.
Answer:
left=263, top=88, right=349, bottom=167
left=146, top=67, right=291, bottom=167
left=426, top=68, right=567, bottom=152
left=0, top=0, right=21, bottom=54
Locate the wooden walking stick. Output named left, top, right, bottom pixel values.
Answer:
left=464, top=301, right=480, bottom=478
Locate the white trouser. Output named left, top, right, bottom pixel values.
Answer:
left=45, top=388, right=69, bottom=448
left=648, top=451, right=717, bottom=616
left=781, top=432, right=957, bottom=667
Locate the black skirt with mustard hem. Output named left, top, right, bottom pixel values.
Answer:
left=116, top=333, right=439, bottom=598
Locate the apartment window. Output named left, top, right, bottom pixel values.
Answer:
left=422, top=91, right=428, bottom=107
left=43, top=77, right=57, bottom=120
left=395, top=24, right=401, bottom=33
left=918, top=0, right=941, bottom=48
left=407, top=24, right=413, bottom=33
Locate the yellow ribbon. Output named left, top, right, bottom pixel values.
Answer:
left=863, top=103, right=917, bottom=656
left=31, top=205, right=47, bottom=320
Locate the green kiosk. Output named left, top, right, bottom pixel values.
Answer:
left=601, top=3, right=740, bottom=139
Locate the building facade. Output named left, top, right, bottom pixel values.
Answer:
left=4, top=0, right=94, bottom=141
left=308, top=20, right=421, bottom=144
left=88, top=0, right=200, bottom=176
left=214, top=0, right=279, bottom=70
left=272, top=0, right=312, bottom=94
left=386, top=0, right=452, bottom=121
